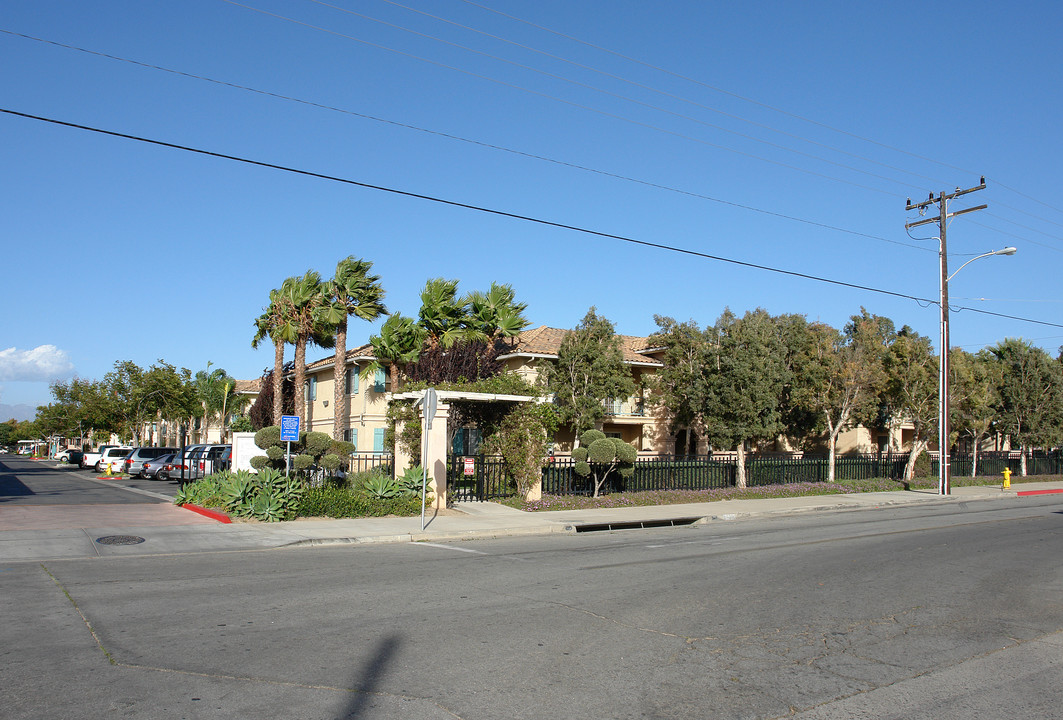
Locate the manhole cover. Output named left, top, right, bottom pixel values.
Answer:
left=95, top=535, right=146, bottom=546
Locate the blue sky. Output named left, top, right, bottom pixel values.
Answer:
left=2, top=0, right=1061, bottom=415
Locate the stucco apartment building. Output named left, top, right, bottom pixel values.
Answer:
left=289, top=325, right=907, bottom=458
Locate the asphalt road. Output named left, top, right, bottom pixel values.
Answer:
left=0, top=455, right=181, bottom=503
left=2, top=493, right=1062, bottom=719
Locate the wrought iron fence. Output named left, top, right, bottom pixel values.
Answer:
left=448, top=455, right=512, bottom=501
left=447, top=450, right=1060, bottom=499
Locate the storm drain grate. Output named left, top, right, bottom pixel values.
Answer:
left=570, top=517, right=702, bottom=533
left=95, top=535, right=146, bottom=545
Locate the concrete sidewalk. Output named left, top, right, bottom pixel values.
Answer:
left=250, top=481, right=1063, bottom=548
left=3, top=478, right=1061, bottom=561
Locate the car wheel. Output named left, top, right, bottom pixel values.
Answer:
left=94, top=461, right=102, bottom=473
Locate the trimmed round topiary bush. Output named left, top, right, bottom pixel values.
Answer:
left=293, top=454, right=314, bottom=471
left=255, top=426, right=281, bottom=449
left=320, top=453, right=342, bottom=471
left=305, top=431, right=332, bottom=457
left=588, top=437, right=617, bottom=463
left=249, top=455, right=270, bottom=471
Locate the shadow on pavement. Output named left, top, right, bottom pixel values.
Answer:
left=341, top=634, right=401, bottom=719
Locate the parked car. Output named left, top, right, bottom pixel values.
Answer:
left=97, top=447, right=133, bottom=474
left=66, top=450, right=85, bottom=466
left=141, top=452, right=177, bottom=480
left=187, top=444, right=232, bottom=479
left=53, top=448, right=71, bottom=461
left=164, top=445, right=209, bottom=482
left=81, top=445, right=118, bottom=470
left=123, top=447, right=180, bottom=478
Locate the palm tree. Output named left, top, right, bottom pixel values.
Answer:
left=364, top=313, right=425, bottom=394
left=252, top=285, right=297, bottom=425
left=418, top=278, right=475, bottom=350
left=319, top=257, right=387, bottom=440
left=465, top=281, right=530, bottom=347
left=193, top=365, right=249, bottom=442
left=280, top=270, right=332, bottom=424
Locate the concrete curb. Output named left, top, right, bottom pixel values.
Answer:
left=179, top=504, right=233, bottom=524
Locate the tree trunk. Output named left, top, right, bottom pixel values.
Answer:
left=333, top=319, right=348, bottom=441
left=971, top=433, right=982, bottom=478
left=1020, top=444, right=1028, bottom=476
left=827, top=434, right=837, bottom=483
left=736, top=444, right=747, bottom=489
left=272, top=339, right=284, bottom=426
left=903, top=439, right=928, bottom=484
left=294, top=336, right=307, bottom=424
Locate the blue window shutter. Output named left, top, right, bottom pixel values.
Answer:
left=373, top=368, right=386, bottom=393
left=373, top=427, right=386, bottom=453
left=344, top=427, right=358, bottom=449
left=469, top=428, right=482, bottom=455
left=346, top=367, right=359, bottom=394
left=309, top=376, right=317, bottom=401
left=452, top=428, right=464, bottom=455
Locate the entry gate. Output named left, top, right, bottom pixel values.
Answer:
left=447, top=455, right=511, bottom=501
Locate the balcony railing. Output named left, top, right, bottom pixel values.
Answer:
left=603, top=399, right=645, bottom=416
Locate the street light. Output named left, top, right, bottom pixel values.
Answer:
left=939, top=246, right=1017, bottom=495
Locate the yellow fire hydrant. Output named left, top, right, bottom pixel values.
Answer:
left=1002, top=467, right=1012, bottom=490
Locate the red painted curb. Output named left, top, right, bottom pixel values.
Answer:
left=96, top=475, right=123, bottom=480
left=1016, top=489, right=1063, bottom=497
left=179, top=503, right=233, bottom=523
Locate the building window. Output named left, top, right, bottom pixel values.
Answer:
left=344, top=428, right=358, bottom=449
left=308, top=376, right=317, bottom=402
left=373, top=368, right=386, bottom=393
left=345, top=367, right=359, bottom=395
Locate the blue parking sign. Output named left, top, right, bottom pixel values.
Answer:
left=280, top=415, right=300, bottom=442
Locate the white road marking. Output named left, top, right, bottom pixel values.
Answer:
left=414, top=542, right=487, bottom=554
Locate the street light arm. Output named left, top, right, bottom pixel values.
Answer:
left=947, top=247, right=1017, bottom=283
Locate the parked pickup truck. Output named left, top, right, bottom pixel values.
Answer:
left=80, top=445, right=118, bottom=471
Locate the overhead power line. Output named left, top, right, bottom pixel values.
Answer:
left=4, top=106, right=1061, bottom=330
left=0, top=28, right=930, bottom=252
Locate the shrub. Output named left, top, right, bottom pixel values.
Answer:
left=304, top=431, right=332, bottom=457
left=255, top=426, right=281, bottom=449
left=297, top=486, right=424, bottom=518
left=249, top=455, right=270, bottom=471
left=174, top=468, right=305, bottom=522
left=320, top=453, right=342, bottom=471
left=266, top=445, right=284, bottom=461
left=293, top=454, right=314, bottom=471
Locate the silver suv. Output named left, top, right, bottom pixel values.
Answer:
left=123, top=447, right=179, bottom=478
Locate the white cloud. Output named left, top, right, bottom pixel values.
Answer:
left=0, top=345, right=76, bottom=382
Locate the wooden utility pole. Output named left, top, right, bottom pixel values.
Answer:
left=905, top=178, right=987, bottom=495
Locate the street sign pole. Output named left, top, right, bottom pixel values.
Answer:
left=280, top=415, right=301, bottom=478
left=419, top=388, right=438, bottom=531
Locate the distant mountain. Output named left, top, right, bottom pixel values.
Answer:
left=1, top=403, right=36, bottom=422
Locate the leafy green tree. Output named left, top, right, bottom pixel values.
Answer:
left=319, top=257, right=387, bottom=440
left=789, top=315, right=886, bottom=481
left=542, top=308, right=635, bottom=441
left=701, top=309, right=790, bottom=488
left=881, top=327, right=937, bottom=483
left=950, top=349, right=1002, bottom=477
left=991, top=338, right=1063, bottom=475
left=647, top=316, right=713, bottom=445
left=102, top=361, right=147, bottom=443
